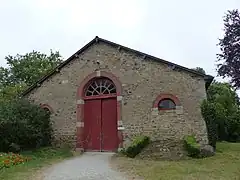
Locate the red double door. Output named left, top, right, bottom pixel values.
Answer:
left=83, top=97, right=118, bottom=151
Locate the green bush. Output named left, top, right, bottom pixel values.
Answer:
left=124, top=135, right=150, bottom=158
left=201, top=100, right=218, bottom=150
left=0, top=99, right=53, bottom=152
left=227, top=110, right=240, bottom=142
left=183, top=135, right=200, bottom=158
left=203, top=82, right=240, bottom=144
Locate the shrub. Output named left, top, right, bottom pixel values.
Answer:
left=201, top=100, right=218, bottom=150
left=0, top=99, right=53, bottom=152
left=183, top=135, right=200, bottom=158
left=124, top=135, right=150, bottom=158
left=203, top=82, right=240, bottom=144
left=226, top=110, right=240, bottom=142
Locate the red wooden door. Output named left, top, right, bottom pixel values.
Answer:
left=84, top=99, right=101, bottom=150
left=101, top=98, right=118, bottom=151
left=84, top=97, right=117, bottom=151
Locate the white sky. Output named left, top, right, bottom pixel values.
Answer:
left=0, top=0, right=239, bottom=83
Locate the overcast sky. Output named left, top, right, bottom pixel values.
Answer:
left=0, top=0, right=239, bottom=82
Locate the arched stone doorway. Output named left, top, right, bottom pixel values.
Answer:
left=76, top=71, right=123, bottom=152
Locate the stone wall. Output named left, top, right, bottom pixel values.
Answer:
left=26, top=41, right=209, bottom=149
left=138, top=139, right=188, bottom=160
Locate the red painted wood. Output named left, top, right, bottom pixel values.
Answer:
left=101, top=98, right=118, bottom=151
left=84, top=99, right=101, bottom=151
left=77, top=72, right=123, bottom=151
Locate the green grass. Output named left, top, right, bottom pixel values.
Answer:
left=112, top=142, right=240, bottom=180
left=0, top=147, right=74, bottom=180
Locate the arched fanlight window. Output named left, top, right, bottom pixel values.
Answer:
left=85, top=78, right=116, bottom=96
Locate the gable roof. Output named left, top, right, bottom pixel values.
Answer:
left=21, top=36, right=214, bottom=96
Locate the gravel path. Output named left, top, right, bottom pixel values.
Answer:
left=42, top=152, right=128, bottom=180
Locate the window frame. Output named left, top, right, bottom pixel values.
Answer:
left=40, top=104, right=53, bottom=114
left=84, top=78, right=117, bottom=97
left=153, top=93, right=181, bottom=111
left=158, top=98, right=176, bottom=110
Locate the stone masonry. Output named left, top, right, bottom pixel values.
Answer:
left=26, top=40, right=209, bottom=152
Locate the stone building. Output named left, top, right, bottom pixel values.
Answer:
left=22, top=36, right=214, bottom=153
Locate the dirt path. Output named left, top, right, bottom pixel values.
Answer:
left=40, top=152, right=128, bottom=180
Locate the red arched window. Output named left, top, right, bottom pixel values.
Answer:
left=85, top=78, right=116, bottom=96
left=40, top=104, right=53, bottom=114
left=158, top=98, right=176, bottom=110
left=43, top=107, right=51, bottom=115
left=153, top=93, right=181, bottom=110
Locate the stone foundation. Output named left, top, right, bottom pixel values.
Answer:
left=52, top=134, right=76, bottom=149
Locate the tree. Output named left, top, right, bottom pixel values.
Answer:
left=207, top=81, right=240, bottom=109
left=0, top=84, right=26, bottom=102
left=201, top=100, right=218, bottom=150
left=207, top=82, right=240, bottom=141
left=0, top=50, right=63, bottom=87
left=0, top=50, right=63, bottom=100
left=192, top=67, right=206, bottom=74
left=0, top=50, right=61, bottom=152
left=217, top=9, right=240, bottom=88
left=201, top=81, right=240, bottom=144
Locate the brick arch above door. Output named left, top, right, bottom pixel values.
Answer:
left=76, top=71, right=123, bottom=151
left=77, top=71, right=122, bottom=97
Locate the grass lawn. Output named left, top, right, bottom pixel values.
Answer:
left=0, top=147, right=74, bottom=180
left=112, top=142, right=240, bottom=180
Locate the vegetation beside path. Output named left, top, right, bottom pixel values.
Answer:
left=0, top=147, right=74, bottom=180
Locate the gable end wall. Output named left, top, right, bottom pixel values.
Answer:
left=26, top=42, right=209, bottom=150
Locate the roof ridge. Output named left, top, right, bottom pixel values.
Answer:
left=21, top=36, right=214, bottom=96
left=97, top=36, right=209, bottom=77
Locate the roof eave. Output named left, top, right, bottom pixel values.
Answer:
left=20, top=38, right=97, bottom=97
left=98, top=37, right=206, bottom=78
left=204, top=75, right=214, bottom=90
